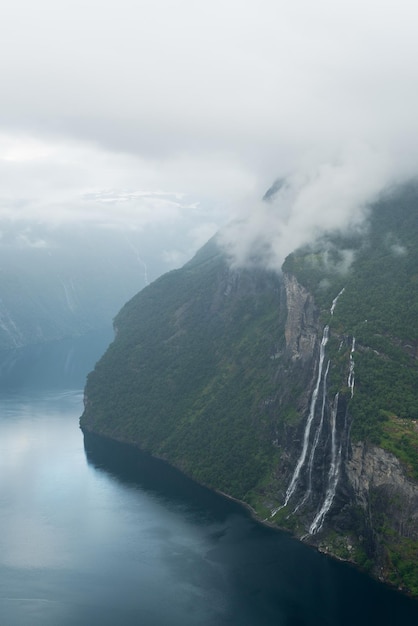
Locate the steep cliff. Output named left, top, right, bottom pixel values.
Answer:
left=81, top=184, right=418, bottom=595
left=82, top=239, right=285, bottom=497
left=269, top=270, right=418, bottom=595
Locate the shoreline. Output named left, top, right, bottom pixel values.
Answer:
left=80, top=425, right=418, bottom=602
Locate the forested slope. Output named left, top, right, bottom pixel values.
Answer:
left=83, top=239, right=284, bottom=497
left=284, top=183, right=418, bottom=474
left=81, top=183, right=418, bottom=595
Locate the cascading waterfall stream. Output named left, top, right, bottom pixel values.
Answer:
left=123, top=234, right=150, bottom=285
left=60, top=277, right=78, bottom=313
left=292, top=360, right=330, bottom=514
left=306, top=293, right=351, bottom=533
left=0, top=309, right=23, bottom=347
left=305, top=361, right=330, bottom=498
left=271, top=326, right=330, bottom=516
left=309, top=393, right=342, bottom=534
left=347, top=337, right=355, bottom=397
left=330, top=288, right=345, bottom=316
left=272, top=287, right=348, bottom=521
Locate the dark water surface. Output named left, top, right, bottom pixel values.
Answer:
left=0, top=333, right=417, bottom=625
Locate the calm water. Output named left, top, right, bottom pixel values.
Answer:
left=0, top=333, right=417, bottom=625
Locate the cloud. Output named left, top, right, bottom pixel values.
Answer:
left=0, top=133, right=246, bottom=233
left=219, top=143, right=394, bottom=269
left=390, top=243, right=407, bottom=257
left=0, top=0, right=418, bottom=267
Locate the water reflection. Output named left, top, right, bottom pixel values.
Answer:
left=0, top=334, right=417, bottom=625
left=83, top=431, right=245, bottom=521
left=0, top=327, right=113, bottom=393
left=83, top=432, right=418, bottom=626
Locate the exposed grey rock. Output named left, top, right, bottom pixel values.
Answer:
left=347, top=442, right=418, bottom=540
left=277, top=272, right=418, bottom=590
left=283, top=273, right=318, bottom=362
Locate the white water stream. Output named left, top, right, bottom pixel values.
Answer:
left=330, top=288, right=345, bottom=316
left=303, top=361, right=330, bottom=505
left=272, top=326, right=330, bottom=516
left=309, top=393, right=342, bottom=534
left=347, top=337, right=356, bottom=397
left=292, top=358, right=330, bottom=515
left=272, top=287, right=349, bottom=525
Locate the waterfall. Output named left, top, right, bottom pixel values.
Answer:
left=309, top=393, right=342, bottom=534
left=271, top=288, right=350, bottom=520
left=347, top=337, right=355, bottom=397
left=123, top=234, right=150, bottom=285
left=330, top=288, right=345, bottom=316
left=272, top=325, right=330, bottom=515
left=60, top=278, right=78, bottom=313
left=292, top=360, right=330, bottom=514
left=0, top=309, right=23, bottom=347
left=305, top=361, right=330, bottom=499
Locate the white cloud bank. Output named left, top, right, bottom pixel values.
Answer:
left=0, top=0, right=418, bottom=267
left=220, top=143, right=394, bottom=269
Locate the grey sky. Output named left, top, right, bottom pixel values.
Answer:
left=1, top=0, right=418, bottom=265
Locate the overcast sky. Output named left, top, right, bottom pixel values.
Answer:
left=1, top=0, right=418, bottom=266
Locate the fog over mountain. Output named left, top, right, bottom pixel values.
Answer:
left=2, top=0, right=418, bottom=604
left=0, top=213, right=225, bottom=349
left=220, top=145, right=393, bottom=270
left=1, top=0, right=418, bottom=271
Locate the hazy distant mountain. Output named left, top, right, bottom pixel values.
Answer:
left=81, top=183, right=418, bottom=595
left=0, top=221, right=190, bottom=349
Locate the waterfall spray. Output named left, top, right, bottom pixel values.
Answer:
left=330, top=288, right=345, bottom=316
left=347, top=337, right=355, bottom=397
left=305, top=361, right=330, bottom=500
left=292, top=360, right=330, bottom=514
left=309, top=393, right=342, bottom=534
left=272, top=326, right=329, bottom=516
left=272, top=288, right=348, bottom=520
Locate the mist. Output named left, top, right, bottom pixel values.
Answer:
left=219, top=144, right=395, bottom=270
left=1, top=0, right=418, bottom=273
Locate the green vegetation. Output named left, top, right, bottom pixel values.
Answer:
left=82, top=184, right=418, bottom=596
left=282, top=184, right=418, bottom=594
left=367, top=491, right=418, bottom=595
left=380, top=416, right=418, bottom=481
left=285, top=183, right=418, bottom=473
left=387, top=537, right=418, bottom=596
left=82, top=239, right=283, bottom=499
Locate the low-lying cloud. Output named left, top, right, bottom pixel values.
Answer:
left=219, top=144, right=395, bottom=270
left=1, top=1, right=418, bottom=272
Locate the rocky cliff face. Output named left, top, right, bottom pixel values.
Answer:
left=272, top=272, right=418, bottom=593
left=347, top=442, right=418, bottom=529
left=283, top=273, right=318, bottom=363
left=81, top=185, right=418, bottom=596
left=81, top=245, right=286, bottom=500
left=346, top=443, right=418, bottom=577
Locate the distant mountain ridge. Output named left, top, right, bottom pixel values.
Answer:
left=0, top=223, right=180, bottom=350
left=81, top=182, right=418, bottom=596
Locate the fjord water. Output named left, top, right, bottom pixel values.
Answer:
left=0, top=334, right=417, bottom=626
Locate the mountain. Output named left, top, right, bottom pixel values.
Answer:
left=0, top=221, right=187, bottom=350
left=81, top=183, right=418, bottom=595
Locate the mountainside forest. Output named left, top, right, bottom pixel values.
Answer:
left=81, top=183, right=418, bottom=596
